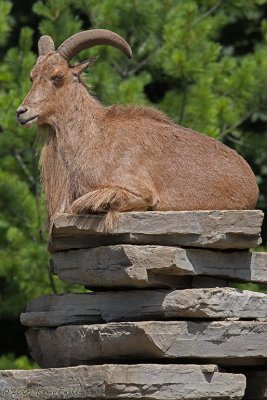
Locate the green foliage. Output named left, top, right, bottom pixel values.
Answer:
left=0, top=0, right=267, bottom=356
left=0, top=13, right=80, bottom=317
left=0, top=354, right=38, bottom=370
left=33, top=0, right=82, bottom=46
left=0, top=1, right=12, bottom=46
left=231, top=282, right=267, bottom=293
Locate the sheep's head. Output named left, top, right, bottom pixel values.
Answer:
left=16, top=30, right=132, bottom=127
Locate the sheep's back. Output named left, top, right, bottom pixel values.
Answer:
left=101, top=106, right=259, bottom=210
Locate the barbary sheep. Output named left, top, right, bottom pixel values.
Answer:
left=17, top=29, right=259, bottom=226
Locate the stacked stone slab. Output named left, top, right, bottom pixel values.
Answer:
left=1, top=210, right=267, bottom=400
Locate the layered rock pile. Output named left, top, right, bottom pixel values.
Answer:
left=1, top=210, right=267, bottom=399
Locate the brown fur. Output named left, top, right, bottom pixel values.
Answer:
left=17, top=52, right=259, bottom=227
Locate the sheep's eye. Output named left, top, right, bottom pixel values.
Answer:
left=30, top=76, right=33, bottom=82
left=52, top=75, right=64, bottom=82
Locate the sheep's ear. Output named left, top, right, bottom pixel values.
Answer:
left=71, top=55, right=99, bottom=76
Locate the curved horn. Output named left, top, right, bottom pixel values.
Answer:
left=38, top=35, right=55, bottom=56
left=57, top=29, right=132, bottom=61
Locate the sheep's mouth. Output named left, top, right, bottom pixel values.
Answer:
left=19, top=115, right=39, bottom=127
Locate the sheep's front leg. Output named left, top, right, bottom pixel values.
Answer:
left=69, top=187, right=157, bottom=214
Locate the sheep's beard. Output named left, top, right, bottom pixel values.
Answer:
left=35, top=124, right=51, bottom=148
left=38, top=125, right=73, bottom=228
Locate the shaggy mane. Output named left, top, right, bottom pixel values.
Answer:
left=105, top=104, right=173, bottom=125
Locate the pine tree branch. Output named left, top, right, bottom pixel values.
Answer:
left=14, top=150, right=35, bottom=186
left=112, top=56, right=150, bottom=79
left=219, top=110, right=255, bottom=138
left=14, top=149, right=44, bottom=242
left=226, top=135, right=252, bottom=148
left=194, top=0, right=224, bottom=24
left=111, top=61, right=123, bottom=76
left=128, top=57, right=150, bottom=76
left=111, top=46, right=161, bottom=79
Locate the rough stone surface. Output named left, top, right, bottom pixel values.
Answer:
left=20, top=288, right=267, bottom=327
left=52, top=245, right=267, bottom=288
left=243, top=369, right=267, bottom=399
left=26, top=320, right=267, bottom=368
left=49, top=210, right=263, bottom=252
left=0, top=364, right=246, bottom=400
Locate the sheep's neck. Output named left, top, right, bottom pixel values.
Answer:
left=52, top=84, right=103, bottom=162
left=41, top=84, right=104, bottom=220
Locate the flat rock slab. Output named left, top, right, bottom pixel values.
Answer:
left=20, top=288, right=267, bottom=327
left=52, top=245, right=267, bottom=288
left=0, top=364, right=246, bottom=400
left=26, top=320, right=267, bottom=368
left=49, top=210, right=263, bottom=252
left=243, top=369, right=267, bottom=399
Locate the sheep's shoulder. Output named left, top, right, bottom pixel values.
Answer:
left=104, top=104, right=173, bottom=126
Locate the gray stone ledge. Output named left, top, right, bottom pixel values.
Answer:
left=26, top=320, right=267, bottom=368
left=52, top=245, right=267, bottom=287
left=20, top=288, right=267, bottom=327
left=49, top=210, right=263, bottom=252
left=0, top=364, right=246, bottom=400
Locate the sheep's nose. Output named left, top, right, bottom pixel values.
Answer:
left=16, top=106, right=28, bottom=116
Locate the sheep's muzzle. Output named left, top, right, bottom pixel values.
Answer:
left=16, top=106, right=39, bottom=127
